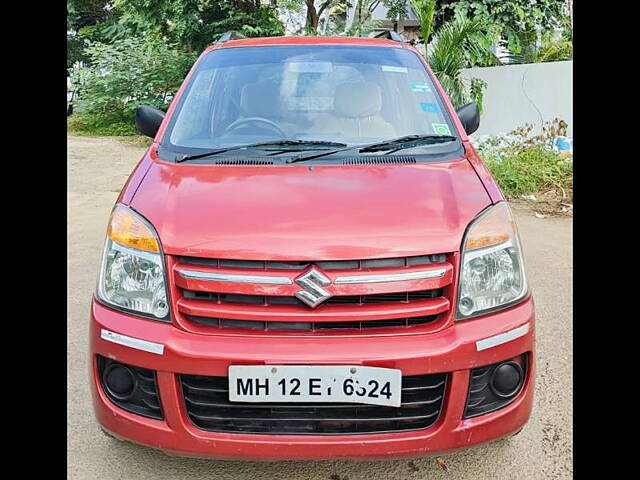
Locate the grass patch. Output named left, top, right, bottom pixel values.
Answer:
left=67, top=113, right=137, bottom=136
left=67, top=113, right=151, bottom=147
left=483, top=146, right=573, bottom=198
left=117, top=135, right=153, bottom=148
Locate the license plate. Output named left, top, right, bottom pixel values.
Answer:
left=228, top=365, right=402, bottom=407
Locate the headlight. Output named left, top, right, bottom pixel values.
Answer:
left=456, top=203, right=528, bottom=319
left=96, top=205, right=170, bottom=320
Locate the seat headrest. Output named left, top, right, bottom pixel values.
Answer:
left=240, top=82, right=281, bottom=117
left=334, top=82, right=383, bottom=118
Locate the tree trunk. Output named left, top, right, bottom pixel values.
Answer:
left=306, top=0, right=320, bottom=34
left=235, top=1, right=258, bottom=13
left=353, top=0, right=365, bottom=36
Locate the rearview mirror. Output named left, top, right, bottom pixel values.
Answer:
left=455, top=103, right=480, bottom=135
left=135, top=105, right=165, bottom=138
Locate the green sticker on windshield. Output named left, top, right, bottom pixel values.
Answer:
left=432, top=123, right=451, bottom=135
left=409, top=81, right=431, bottom=93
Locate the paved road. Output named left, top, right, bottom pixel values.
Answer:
left=68, top=135, right=572, bottom=479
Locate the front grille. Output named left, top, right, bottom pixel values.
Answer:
left=180, top=373, right=447, bottom=434
left=186, top=314, right=439, bottom=331
left=183, top=288, right=443, bottom=307
left=173, top=253, right=453, bottom=335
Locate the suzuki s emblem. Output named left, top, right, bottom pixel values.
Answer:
left=294, top=267, right=331, bottom=308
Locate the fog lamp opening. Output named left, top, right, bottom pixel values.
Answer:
left=490, top=361, right=523, bottom=398
left=103, top=363, right=137, bottom=400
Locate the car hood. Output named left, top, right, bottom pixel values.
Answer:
left=130, top=156, right=492, bottom=260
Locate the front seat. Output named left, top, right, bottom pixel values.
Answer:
left=316, top=81, right=396, bottom=139
left=227, top=81, right=293, bottom=135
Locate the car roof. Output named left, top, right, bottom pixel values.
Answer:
left=205, top=35, right=404, bottom=52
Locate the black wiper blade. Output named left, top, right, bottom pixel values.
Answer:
left=286, top=134, right=457, bottom=164
left=175, top=140, right=347, bottom=163
left=263, top=140, right=348, bottom=149
left=359, top=134, right=457, bottom=153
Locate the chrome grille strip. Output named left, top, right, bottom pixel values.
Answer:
left=334, top=268, right=448, bottom=285
left=178, top=269, right=293, bottom=285
left=178, top=267, right=448, bottom=286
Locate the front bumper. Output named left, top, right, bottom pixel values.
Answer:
left=90, top=297, right=535, bottom=460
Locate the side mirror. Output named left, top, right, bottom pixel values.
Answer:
left=455, top=102, right=480, bottom=135
left=135, top=105, right=165, bottom=138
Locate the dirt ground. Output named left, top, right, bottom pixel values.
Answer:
left=67, top=135, right=572, bottom=479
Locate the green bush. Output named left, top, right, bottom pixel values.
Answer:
left=67, top=113, right=137, bottom=136
left=70, top=36, right=196, bottom=134
left=484, top=146, right=573, bottom=198
left=536, top=40, right=573, bottom=63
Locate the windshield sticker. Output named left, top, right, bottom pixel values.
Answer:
left=420, top=102, right=440, bottom=113
left=382, top=65, right=408, bottom=73
left=409, top=81, right=431, bottom=93
left=432, top=123, right=451, bottom=135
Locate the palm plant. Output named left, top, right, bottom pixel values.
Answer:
left=409, top=0, right=437, bottom=45
left=426, top=14, right=496, bottom=110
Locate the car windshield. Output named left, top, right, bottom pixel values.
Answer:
left=162, top=45, right=458, bottom=155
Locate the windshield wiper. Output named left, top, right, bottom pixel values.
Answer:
left=359, top=134, right=457, bottom=153
left=285, top=134, right=457, bottom=164
left=175, top=140, right=348, bottom=163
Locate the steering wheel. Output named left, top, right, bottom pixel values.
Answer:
left=224, top=117, right=287, bottom=138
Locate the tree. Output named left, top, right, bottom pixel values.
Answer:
left=113, top=0, right=284, bottom=52
left=67, top=0, right=120, bottom=70
left=291, top=0, right=337, bottom=34
left=437, top=0, right=567, bottom=60
left=67, top=0, right=115, bottom=31
left=383, top=0, right=408, bottom=23
left=349, top=0, right=383, bottom=36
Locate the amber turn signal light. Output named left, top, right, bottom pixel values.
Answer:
left=464, top=203, right=516, bottom=251
left=107, top=205, right=159, bottom=253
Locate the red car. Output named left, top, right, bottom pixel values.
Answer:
left=90, top=33, right=534, bottom=460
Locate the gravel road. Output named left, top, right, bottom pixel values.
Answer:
left=68, top=135, right=572, bottom=479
